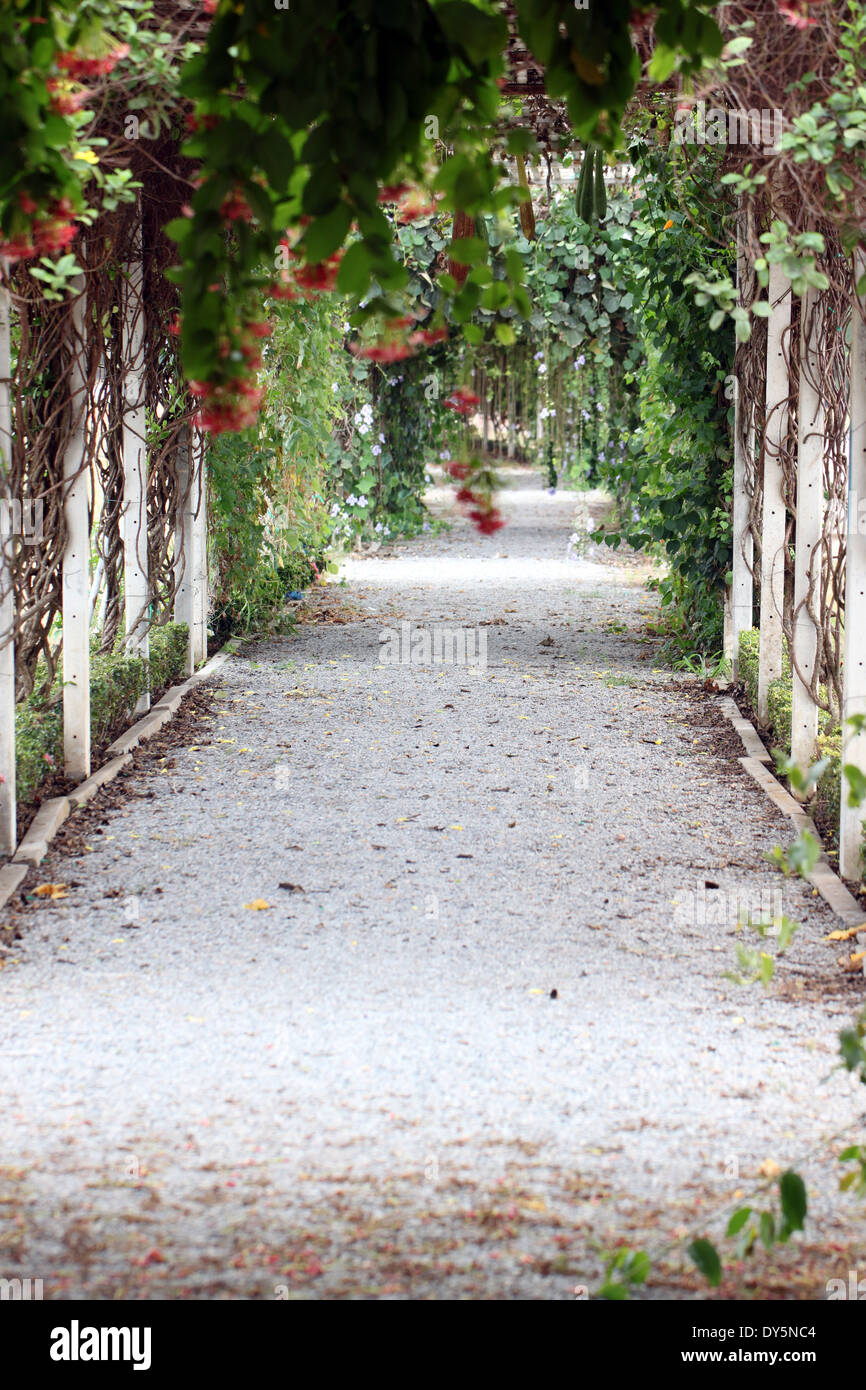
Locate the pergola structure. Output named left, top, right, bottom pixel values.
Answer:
left=1, top=0, right=866, bottom=888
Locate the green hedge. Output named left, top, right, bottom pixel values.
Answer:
left=15, top=622, right=189, bottom=804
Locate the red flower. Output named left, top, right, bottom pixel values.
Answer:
left=455, top=487, right=478, bottom=504
left=409, top=327, right=448, bottom=347
left=447, top=461, right=471, bottom=481
left=46, top=79, right=91, bottom=115
left=470, top=508, right=506, bottom=535
left=56, top=44, right=130, bottom=79
left=33, top=216, right=76, bottom=255
left=18, top=193, right=38, bottom=215
left=193, top=376, right=264, bottom=434
left=219, top=191, right=254, bottom=223
left=776, top=0, right=822, bottom=25
left=443, top=388, right=480, bottom=415
left=293, top=252, right=343, bottom=293
left=350, top=339, right=416, bottom=362
left=395, top=194, right=439, bottom=223
left=378, top=184, right=411, bottom=203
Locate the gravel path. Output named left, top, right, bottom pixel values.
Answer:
left=1, top=468, right=864, bottom=1300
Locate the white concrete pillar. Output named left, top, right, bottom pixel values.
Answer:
left=192, top=427, right=208, bottom=667
left=62, top=272, right=91, bottom=780
left=0, top=267, right=16, bottom=853
left=730, top=212, right=754, bottom=679
left=790, top=287, right=824, bottom=784
left=174, top=424, right=207, bottom=674
left=122, top=232, right=149, bottom=714
left=758, top=262, right=792, bottom=725
left=840, top=251, right=866, bottom=879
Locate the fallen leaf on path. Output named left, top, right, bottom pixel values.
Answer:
left=758, top=1159, right=782, bottom=1179
left=34, top=883, right=68, bottom=900
left=824, top=925, right=866, bottom=942
left=243, top=899, right=272, bottom=911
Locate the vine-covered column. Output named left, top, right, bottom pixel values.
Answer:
left=122, top=219, right=150, bottom=714
left=730, top=213, right=754, bottom=679
left=758, top=262, right=792, bottom=725
left=61, top=270, right=90, bottom=780
left=841, top=253, right=866, bottom=880
left=790, top=286, right=824, bottom=781
left=0, top=267, right=15, bottom=852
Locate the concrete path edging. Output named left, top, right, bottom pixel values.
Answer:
left=0, top=638, right=241, bottom=913
left=717, top=694, right=866, bottom=947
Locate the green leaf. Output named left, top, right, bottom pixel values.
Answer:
left=335, top=239, right=373, bottom=296
left=843, top=763, right=866, bottom=809
left=448, top=236, right=488, bottom=267
left=258, top=131, right=295, bottom=191
left=779, top=1171, right=807, bottom=1232
left=301, top=203, right=352, bottom=262
left=687, top=1239, right=722, bottom=1286
left=759, top=1211, right=776, bottom=1250
left=434, top=2, right=508, bottom=64
left=726, top=1207, right=752, bottom=1237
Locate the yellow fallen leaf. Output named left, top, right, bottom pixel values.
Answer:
left=529, top=988, right=544, bottom=995
left=186, top=1016, right=206, bottom=1024
left=758, top=1159, right=782, bottom=1179
left=243, top=899, right=271, bottom=911
left=34, top=883, right=68, bottom=900
left=824, top=925, right=866, bottom=942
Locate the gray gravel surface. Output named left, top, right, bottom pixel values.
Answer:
left=1, top=469, right=864, bottom=1300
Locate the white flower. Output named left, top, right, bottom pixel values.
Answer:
left=374, top=522, right=384, bottom=533
left=371, top=444, right=382, bottom=456
left=357, top=495, right=368, bottom=507
left=379, top=432, right=385, bottom=443
left=440, top=450, right=451, bottom=461
left=331, top=382, right=339, bottom=393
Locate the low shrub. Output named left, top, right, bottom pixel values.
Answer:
left=14, top=621, right=189, bottom=805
